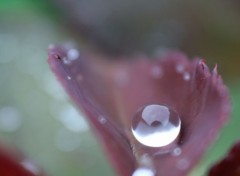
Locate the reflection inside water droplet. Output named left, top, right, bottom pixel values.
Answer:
left=131, top=104, right=181, bottom=148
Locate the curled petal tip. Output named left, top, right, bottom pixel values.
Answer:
left=199, top=59, right=207, bottom=70
left=213, top=64, right=218, bottom=73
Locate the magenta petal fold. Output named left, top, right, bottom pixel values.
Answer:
left=48, top=44, right=231, bottom=176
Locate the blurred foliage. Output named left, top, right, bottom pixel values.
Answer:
left=0, top=0, right=239, bottom=176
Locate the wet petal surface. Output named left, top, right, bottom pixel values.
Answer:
left=48, top=44, right=231, bottom=176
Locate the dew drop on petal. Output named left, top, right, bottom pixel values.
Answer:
left=62, top=57, right=71, bottom=65
left=139, top=154, right=153, bottom=167
left=131, top=104, right=181, bottom=148
left=98, top=115, right=107, bottom=124
left=183, top=72, right=190, bottom=81
left=132, top=167, right=155, bottom=176
left=172, top=147, right=182, bottom=156
left=67, top=76, right=71, bottom=80
left=67, top=48, right=79, bottom=61
left=176, top=64, right=184, bottom=73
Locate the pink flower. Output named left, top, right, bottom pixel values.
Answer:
left=48, top=44, right=231, bottom=176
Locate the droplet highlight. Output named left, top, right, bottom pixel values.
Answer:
left=131, top=104, right=181, bottom=148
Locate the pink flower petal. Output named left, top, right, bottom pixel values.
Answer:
left=48, top=45, right=231, bottom=176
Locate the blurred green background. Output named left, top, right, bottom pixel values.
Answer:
left=0, top=0, right=239, bottom=176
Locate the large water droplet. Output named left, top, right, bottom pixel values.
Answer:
left=131, top=104, right=181, bottom=148
left=132, top=167, right=155, bottom=176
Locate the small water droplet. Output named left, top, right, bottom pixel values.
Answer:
left=139, top=154, right=153, bottom=168
left=183, top=72, right=190, bottom=81
left=67, top=76, right=71, bottom=80
left=62, top=57, right=71, bottom=65
left=132, top=167, right=155, bottom=176
left=177, top=158, right=189, bottom=170
left=176, top=64, right=184, bottom=73
left=172, top=147, right=182, bottom=156
left=131, top=104, right=181, bottom=148
left=98, top=115, right=107, bottom=124
left=67, top=49, right=79, bottom=61
left=151, top=66, right=163, bottom=78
